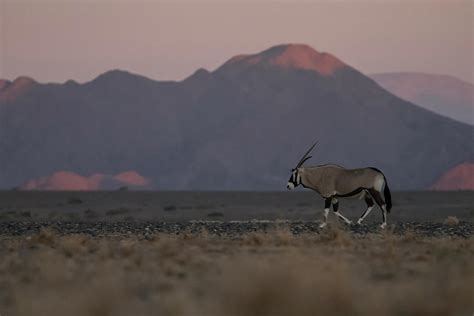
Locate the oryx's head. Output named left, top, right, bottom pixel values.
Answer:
left=287, top=141, right=317, bottom=190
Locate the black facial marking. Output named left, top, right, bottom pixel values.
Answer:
left=287, top=169, right=301, bottom=188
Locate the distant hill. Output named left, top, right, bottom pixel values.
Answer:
left=0, top=77, right=37, bottom=103
left=430, top=163, right=474, bottom=191
left=371, top=72, right=473, bottom=125
left=20, top=170, right=151, bottom=190
left=1, top=44, right=472, bottom=190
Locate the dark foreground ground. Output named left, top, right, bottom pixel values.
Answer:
left=1, top=190, right=473, bottom=223
left=0, top=191, right=473, bottom=315
left=1, top=220, right=473, bottom=238
left=1, top=190, right=473, bottom=237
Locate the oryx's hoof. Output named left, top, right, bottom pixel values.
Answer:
left=319, top=222, right=327, bottom=229
left=380, top=223, right=387, bottom=229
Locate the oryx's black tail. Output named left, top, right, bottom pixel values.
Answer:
left=369, top=167, right=392, bottom=212
left=384, top=178, right=392, bottom=213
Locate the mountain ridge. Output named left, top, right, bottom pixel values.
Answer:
left=1, top=44, right=472, bottom=190
left=218, top=44, right=347, bottom=76
left=371, top=72, right=473, bottom=125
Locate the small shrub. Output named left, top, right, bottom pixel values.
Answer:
left=242, top=232, right=270, bottom=246
left=444, top=216, right=459, bottom=226
left=207, top=212, right=224, bottom=218
left=163, top=205, right=177, bottom=211
left=195, top=205, right=215, bottom=210
left=29, top=227, right=57, bottom=247
left=67, top=197, right=83, bottom=204
left=65, top=213, right=80, bottom=221
left=319, top=226, right=353, bottom=247
left=84, top=209, right=98, bottom=219
left=20, top=211, right=31, bottom=218
left=61, top=235, right=89, bottom=257
left=106, top=208, right=130, bottom=216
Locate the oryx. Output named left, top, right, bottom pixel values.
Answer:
left=286, top=142, right=392, bottom=228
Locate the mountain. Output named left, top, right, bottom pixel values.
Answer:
left=218, top=44, right=345, bottom=75
left=0, top=77, right=37, bottom=103
left=430, top=163, right=474, bottom=191
left=1, top=44, right=473, bottom=190
left=371, top=72, right=473, bottom=125
left=20, top=170, right=151, bottom=190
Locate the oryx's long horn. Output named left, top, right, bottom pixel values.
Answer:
left=298, top=156, right=312, bottom=167
left=296, top=141, right=318, bottom=168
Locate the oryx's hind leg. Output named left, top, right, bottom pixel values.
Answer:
left=331, top=198, right=352, bottom=225
left=357, top=192, right=374, bottom=225
left=368, top=188, right=388, bottom=229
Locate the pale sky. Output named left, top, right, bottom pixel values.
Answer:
left=0, top=0, right=472, bottom=84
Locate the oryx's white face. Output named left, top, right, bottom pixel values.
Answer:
left=287, top=168, right=300, bottom=190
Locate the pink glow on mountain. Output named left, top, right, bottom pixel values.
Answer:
left=222, top=44, right=346, bottom=75
left=21, top=171, right=93, bottom=191
left=430, top=163, right=474, bottom=190
left=0, top=77, right=37, bottom=102
left=272, top=44, right=345, bottom=75
left=113, top=171, right=150, bottom=186
left=20, top=170, right=151, bottom=190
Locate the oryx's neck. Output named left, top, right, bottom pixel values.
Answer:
left=298, top=167, right=324, bottom=191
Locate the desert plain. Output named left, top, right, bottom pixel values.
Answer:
left=0, top=191, right=473, bottom=316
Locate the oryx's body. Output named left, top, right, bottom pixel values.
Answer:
left=287, top=142, right=392, bottom=228
left=299, top=164, right=386, bottom=198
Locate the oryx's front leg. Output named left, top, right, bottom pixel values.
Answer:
left=332, top=198, right=352, bottom=225
left=319, top=198, right=331, bottom=228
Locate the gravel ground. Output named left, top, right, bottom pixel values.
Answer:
left=1, top=221, right=472, bottom=238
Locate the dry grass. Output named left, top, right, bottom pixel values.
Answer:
left=0, top=227, right=473, bottom=316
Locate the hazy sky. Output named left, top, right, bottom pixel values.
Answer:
left=1, top=0, right=472, bottom=83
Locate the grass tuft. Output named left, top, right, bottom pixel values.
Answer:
left=444, top=216, right=460, bottom=226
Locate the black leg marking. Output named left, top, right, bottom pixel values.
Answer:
left=364, top=195, right=374, bottom=207
left=368, top=189, right=385, bottom=207
left=324, top=198, right=332, bottom=209
left=319, top=198, right=333, bottom=228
